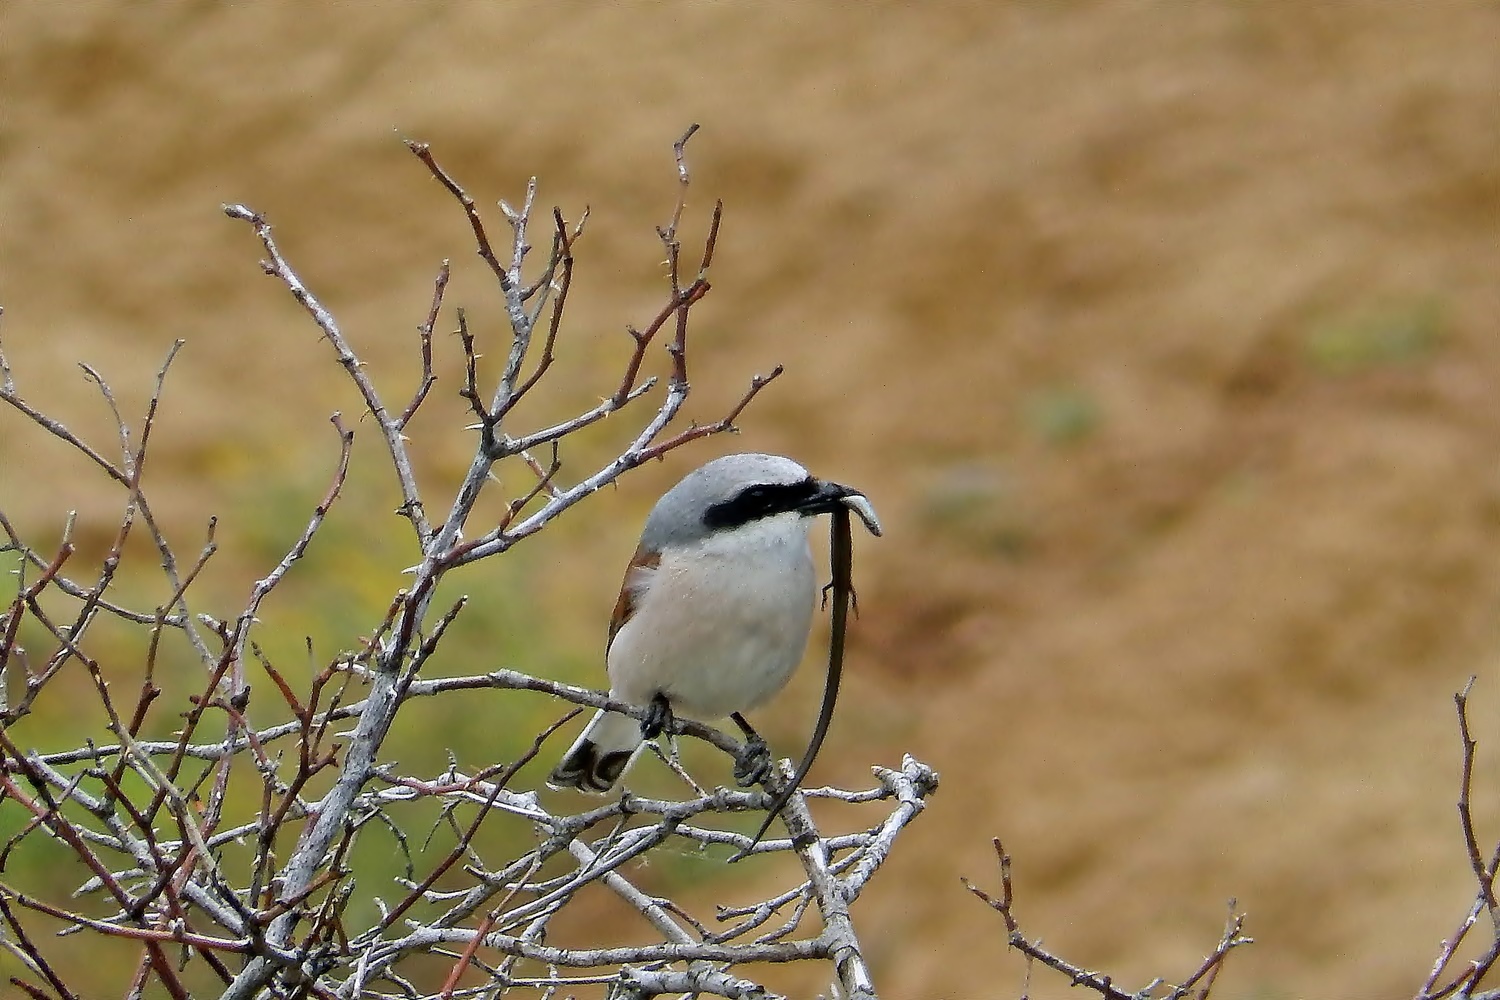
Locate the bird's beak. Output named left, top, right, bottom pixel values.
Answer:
left=799, top=480, right=883, bottom=537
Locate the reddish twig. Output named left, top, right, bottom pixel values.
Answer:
left=0, top=891, right=80, bottom=1000
left=635, top=365, right=785, bottom=463
left=439, top=909, right=498, bottom=998
left=406, top=140, right=513, bottom=295
left=1456, top=678, right=1498, bottom=915
left=398, top=259, right=450, bottom=431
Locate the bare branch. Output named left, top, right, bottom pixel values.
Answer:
left=1456, top=678, right=1498, bottom=918
left=397, top=259, right=450, bottom=430
left=405, top=140, right=515, bottom=296
left=0, top=891, right=81, bottom=1000
left=222, top=203, right=432, bottom=542
left=965, top=838, right=1251, bottom=1000
left=1416, top=679, right=1500, bottom=999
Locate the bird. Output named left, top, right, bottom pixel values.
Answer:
left=547, top=452, right=881, bottom=794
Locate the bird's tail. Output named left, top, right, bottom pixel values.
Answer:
left=546, top=709, right=644, bottom=792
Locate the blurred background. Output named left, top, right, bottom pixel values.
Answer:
left=2, top=3, right=1498, bottom=997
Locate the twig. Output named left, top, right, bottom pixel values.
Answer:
left=1417, top=679, right=1500, bottom=999
left=964, top=838, right=1251, bottom=1000
left=0, top=891, right=81, bottom=1000
left=397, top=259, right=450, bottom=431
left=223, top=203, right=432, bottom=542
left=1456, top=678, right=1498, bottom=917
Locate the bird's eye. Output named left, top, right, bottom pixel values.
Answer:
left=703, top=483, right=792, bottom=530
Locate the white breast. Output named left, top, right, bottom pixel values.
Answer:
left=606, top=513, right=816, bottom=720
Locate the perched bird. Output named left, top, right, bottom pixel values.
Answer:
left=547, top=452, right=881, bottom=793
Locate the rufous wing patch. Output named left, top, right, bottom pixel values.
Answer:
left=608, top=544, right=661, bottom=647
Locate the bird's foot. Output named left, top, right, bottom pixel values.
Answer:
left=641, top=693, right=673, bottom=740
left=729, top=712, right=771, bottom=786
left=733, top=733, right=771, bottom=787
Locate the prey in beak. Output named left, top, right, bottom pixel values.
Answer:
left=797, top=480, right=883, bottom=537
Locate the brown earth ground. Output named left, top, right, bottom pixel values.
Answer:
left=3, top=4, right=1499, bottom=998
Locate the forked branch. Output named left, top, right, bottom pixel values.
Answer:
left=964, top=838, right=1251, bottom=1000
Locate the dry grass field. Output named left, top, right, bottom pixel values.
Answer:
left=2, top=4, right=1498, bottom=997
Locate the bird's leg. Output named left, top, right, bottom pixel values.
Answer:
left=641, top=692, right=674, bottom=740
left=729, top=712, right=771, bottom=787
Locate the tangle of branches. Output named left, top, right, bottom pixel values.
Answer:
left=0, top=128, right=933, bottom=1000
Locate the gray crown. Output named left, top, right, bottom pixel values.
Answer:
left=639, top=453, right=810, bottom=549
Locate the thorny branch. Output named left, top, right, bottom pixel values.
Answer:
left=0, top=129, right=924, bottom=1000
left=964, top=838, right=1252, bottom=1000
left=956, top=677, right=1500, bottom=1000
left=1414, top=678, right=1500, bottom=1000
